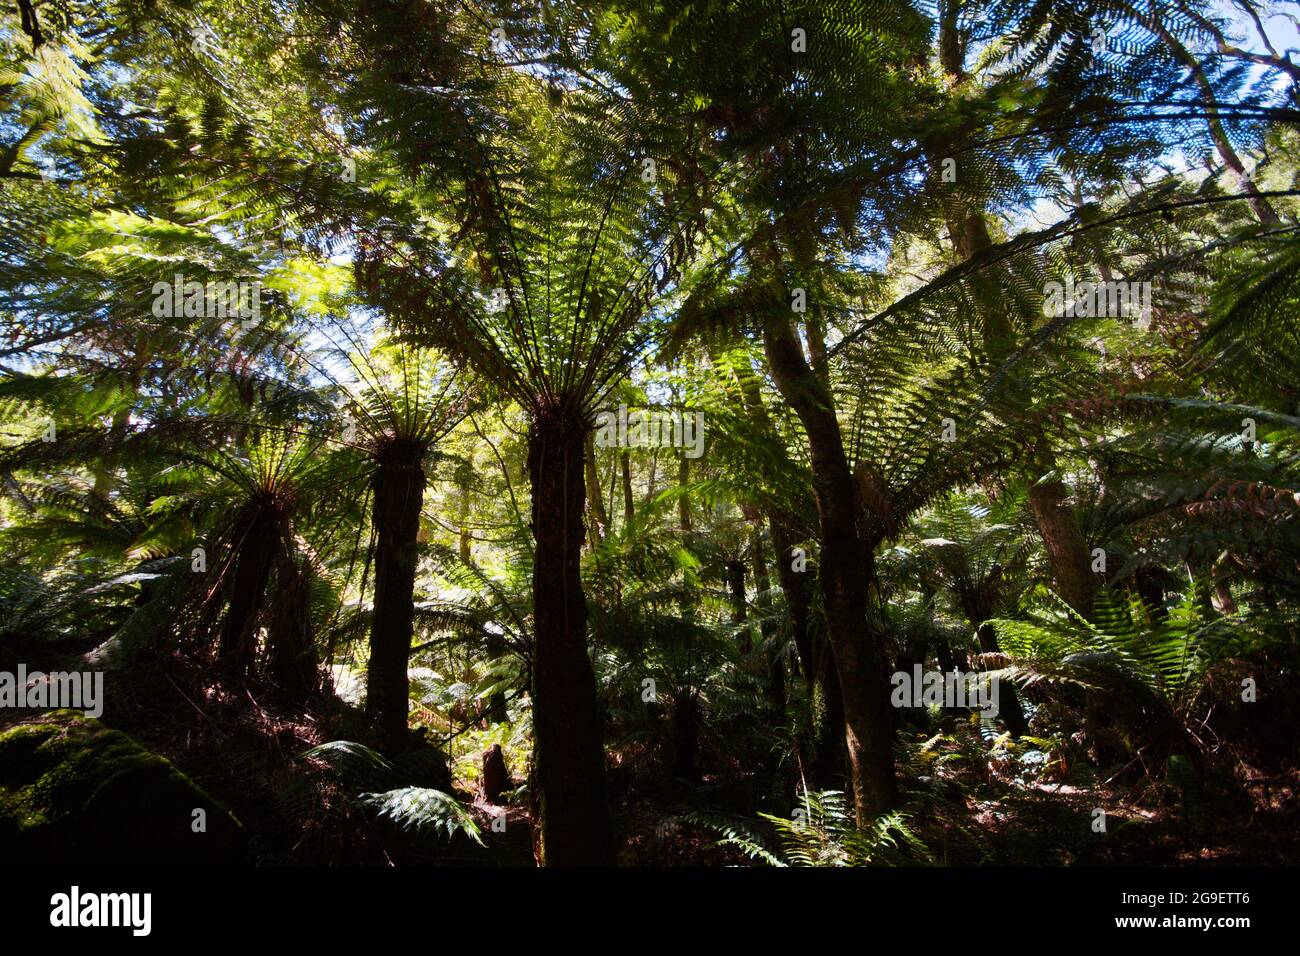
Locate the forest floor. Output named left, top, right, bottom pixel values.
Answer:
left=5, top=634, right=1298, bottom=866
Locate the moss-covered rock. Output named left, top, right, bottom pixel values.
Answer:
left=0, top=711, right=247, bottom=865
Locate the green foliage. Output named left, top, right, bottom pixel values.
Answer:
left=2, top=0, right=1298, bottom=867
left=302, top=740, right=480, bottom=844
left=991, top=587, right=1268, bottom=713
left=357, top=787, right=483, bottom=845
left=687, top=789, right=932, bottom=867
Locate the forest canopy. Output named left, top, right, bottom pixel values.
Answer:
left=1, top=0, right=1299, bottom=869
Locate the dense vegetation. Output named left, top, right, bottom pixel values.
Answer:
left=2, top=0, right=1299, bottom=867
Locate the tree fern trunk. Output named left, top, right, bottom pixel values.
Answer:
left=763, top=314, right=898, bottom=823
left=975, top=622, right=1027, bottom=737
left=1027, top=473, right=1097, bottom=618
left=268, top=546, right=318, bottom=706
left=366, top=441, right=425, bottom=751
left=771, top=513, right=843, bottom=782
left=218, top=506, right=278, bottom=680
left=528, top=408, right=614, bottom=865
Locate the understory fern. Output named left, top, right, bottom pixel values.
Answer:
left=686, top=789, right=933, bottom=866
left=303, top=740, right=481, bottom=844
left=357, top=787, right=483, bottom=844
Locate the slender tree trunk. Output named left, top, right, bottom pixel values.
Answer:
left=708, top=337, right=830, bottom=778
left=769, top=511, right=846, bottom=781
left=750, top=523, right=785, bottom=719
left=931, top=120, right=1100, bottom=621
left=645, top=448, right=658, bottom=505
left=677, top=455, right=692, bottom=532
left=669, top=688, right=700, bottom=782
left=1213, top=579, right=1238, bottom=615
left=725, top=557, right=750, bottom=654
left=1027, top=472, right=1098, bottom=618
left=458, top=491, right=472, bottom=564
left=620, top=450, right=634, bottom=528
left=367, top=440, right=426, bottom=751
left=762, top=313, right=898, bottom=823
left=584, top=432, right=608, bottom=544
left=769, top=517, right=814, bottom=685
left=527, top=407, right=614, bottom=865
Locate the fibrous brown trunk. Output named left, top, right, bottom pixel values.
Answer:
left=268, top=548, right=318, bottom=706
left=1027, top=474, right=1097, bottom=618
left=1212, top=579, right=1238, bottom=615
left=218, top=506, right=279, bottom=680
left=367, top=440, right=426, bottom=751
left=762, top=312, right=898, bottom=823
left=527, top=408, right=614, bottom=866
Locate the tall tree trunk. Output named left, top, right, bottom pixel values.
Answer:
left=645, top=448, right=658, bottom=505
left=930, top=99, right=1100, bottom=621
left=769, top=516, right=814, bottom=685
left=750, top=523, right=785, bottom=720
left=725, top=557, right=751, bottom=654
left=367, top=440, right=426, bottom=751
left=707, top=337, right=831, bottom=779
left=620, top=450, right=634, bottom=528
left=762, top=313, right=898, bottom=823
left=268, top=547, right=319, bottom=706
left=458, top=487, right=473, bottom=563
left=1212, top=579, right=1237, bottom=615
left=768, top=512, right=845, bottom=781
left=218, top=506, right=278, bottom=680
left=527, top=407, right=614, bottom=865
left=584, top=432, right=608, bottom=544
left=669, top=688, right=700, bottom=782
left=677, top=455, right=692, bottom=532
left=974, top=621, right=1028, bottom=737
left=1027, top=472, right=1097, bottom=618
